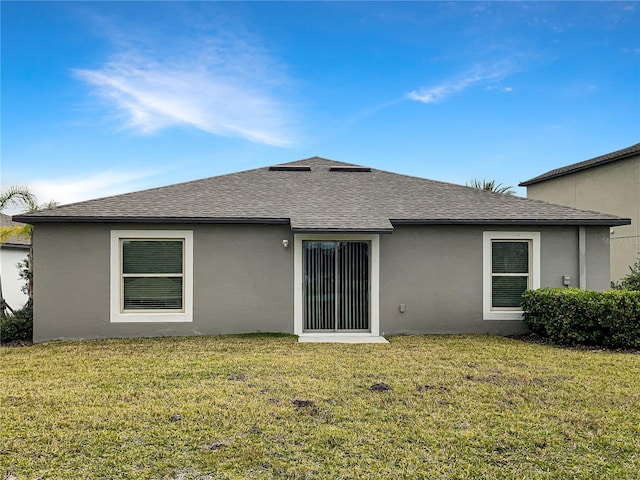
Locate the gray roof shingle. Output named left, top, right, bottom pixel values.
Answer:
left=1, top=213, right=30, bottom=247
left=15, top=157, right=630, bottom=231
left=520, top=142, right=640, bottom=186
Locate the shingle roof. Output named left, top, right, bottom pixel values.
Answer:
left=15, top=157, right=630, bottom=231
left=1, top=213, right=30, bottom=247
left=520, top=142, right=640, bottom=186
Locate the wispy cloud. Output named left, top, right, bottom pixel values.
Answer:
left=28, top=170, right=160, bottom=206
left=487, top=85, right=513, bottom=93
left=407, top=62, right=516, bottom=104
left=74, top=20, right=296, bottom=146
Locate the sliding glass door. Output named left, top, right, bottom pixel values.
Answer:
left=302, top=241, right=370, bottom=332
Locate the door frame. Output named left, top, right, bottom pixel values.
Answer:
left=294, top=233, right=380, bottom=337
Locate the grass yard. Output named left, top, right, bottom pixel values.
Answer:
left=1, top=334, right=639, bottom=479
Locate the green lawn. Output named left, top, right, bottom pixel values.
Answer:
left=1, top=334, right=639, bottom=479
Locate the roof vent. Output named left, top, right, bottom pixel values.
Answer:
left=329, top=166, right=371, bottom=172
left=268, top=165, right=311, bottom=171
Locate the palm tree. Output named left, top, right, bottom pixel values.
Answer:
left=0, top=187, right=54, bottom=314
left=0, top=186, right=37, bottom=212
left=466, top=179, right=515, bottom=195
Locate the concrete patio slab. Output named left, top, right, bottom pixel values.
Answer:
left=298, top=335, right=389, bottom=344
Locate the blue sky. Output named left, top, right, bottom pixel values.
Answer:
left=2, top=1, right=639, bottom=207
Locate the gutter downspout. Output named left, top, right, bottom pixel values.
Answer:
left=579, top=226, right=587, bottom=289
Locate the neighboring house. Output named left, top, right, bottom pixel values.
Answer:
left=520, top=143, right=640, bottom=282
left=0, top=213, right=29, bottom=310
left=15, top=157, right=629, bottom=343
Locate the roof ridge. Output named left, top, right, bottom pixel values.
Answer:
left=282, top=156, right=366, bottom=167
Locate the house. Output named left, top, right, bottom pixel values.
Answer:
left=0, top=213, right=30, bottom=311
left=15, top=157, right=630, bottom=343
left=520, top=143, right=640, bottom=282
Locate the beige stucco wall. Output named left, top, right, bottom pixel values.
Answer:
left=32, top=222, right=611, bottom=342
left=526, top=155, right=640, bottom=281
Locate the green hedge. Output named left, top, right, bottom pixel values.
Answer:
left=0, top=305, right=33, bottom=343
left=522, top=288, right=640, bottom=349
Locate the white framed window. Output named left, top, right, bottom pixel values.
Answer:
left=483, top=231, right=540, bottom=320
left=110, top=230, right=193, bottom=323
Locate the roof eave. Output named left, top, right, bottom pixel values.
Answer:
left=13, top=216, right=630, bottom=229
left=12, top=215, right=292, bottom=225
left=0, top=242, right=30, bottom=249
left=291, top=227, right=394, bottom=234
left=390, top=218, right=631, bottom=227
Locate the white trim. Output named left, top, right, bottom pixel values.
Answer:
left=579, top=226, right=587, bottom=289
left=293, top=233, right=379, bottom=337
left=110, top=230, right=193, bottom=323
left=483, top=231, right=540, bottom=321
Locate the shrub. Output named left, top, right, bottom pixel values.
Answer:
left=611, top=258, right=640, bottom=291
left=522, top=288, right=640, bottom=349
left=0, top=305, right=33, bottom=343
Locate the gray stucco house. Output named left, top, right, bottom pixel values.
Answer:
left=15, top=157, right=630, bottom=343
left=520, top=142, right=640, bottom=282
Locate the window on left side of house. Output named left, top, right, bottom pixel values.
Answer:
left=120, top=239, right=185, bottom=312
left=110, top=230, right=193, bottom=323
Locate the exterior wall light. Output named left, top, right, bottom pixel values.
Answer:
left=282, top=239, right=289, bottom=248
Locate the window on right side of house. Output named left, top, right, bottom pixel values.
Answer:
left=483, top=231, right=540, bottom=321
left=490, top=240, right=531, bottom=309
